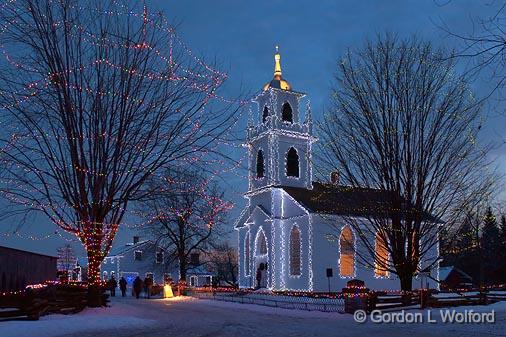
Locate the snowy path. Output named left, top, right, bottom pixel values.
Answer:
left=1, top=296, right=505, bottom=337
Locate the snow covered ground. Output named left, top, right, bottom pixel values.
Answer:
left=0, top=296, right=505, bottom=337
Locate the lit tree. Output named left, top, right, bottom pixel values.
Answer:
left=317, top=35, right=493, bottom=291
left=140, top=168, right=232, bottom=282
left=0, top=0, right=237, bottom=296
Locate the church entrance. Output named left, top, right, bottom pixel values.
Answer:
left=255, top=261, right=268, bottom=289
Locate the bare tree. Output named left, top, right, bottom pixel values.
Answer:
left=139, top=168, right=231, bottom=282
left=0, top=0, right=238, bottom=292
left=438, top=2, right=506, bottom=104
left=317, top=35, right=493, bottom=290
left=208, top=242, right=238, bottom=287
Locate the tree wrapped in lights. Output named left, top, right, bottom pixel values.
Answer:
left=140, top=168, right=232, bottom=283
left=0, top=0, right=238, bottom=295
left=318, top=35, right=493, bottom=291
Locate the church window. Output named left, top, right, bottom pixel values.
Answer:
left=244, top=232, right=250, bottom=276
left=339, top=226, right=355, bottom=277
left=289, top=226, right=301, bottom=276
left=374, top=232, right=389, bottom=277
left=282, top=102, right=293, bottom=122
left=286, top=147, right=299, bottom=177
left=256, top=150, right=265, bottom=178
left=262, top=106, right=269, bottom=123
left=257, top=230, right=267, bottom=255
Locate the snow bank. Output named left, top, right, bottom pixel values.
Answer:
left=0, top=301, right=156, bottom=337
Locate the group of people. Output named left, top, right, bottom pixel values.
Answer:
left=106, top=275, right=153, bottom=299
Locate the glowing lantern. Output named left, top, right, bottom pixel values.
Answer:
left=163, top=284, right=174, bottom=298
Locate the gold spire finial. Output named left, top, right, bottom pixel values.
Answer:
left=274, top=45, right=282, bottom=79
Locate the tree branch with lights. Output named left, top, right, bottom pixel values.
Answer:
left=0, top=0, right=239, bottom=300
left=317, top=34, right=495, bottom=291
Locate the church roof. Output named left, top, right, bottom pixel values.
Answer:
left=282, top=181, right=430, bottom=219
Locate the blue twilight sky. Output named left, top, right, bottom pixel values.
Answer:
left=2, top=0, right=506, bottom=257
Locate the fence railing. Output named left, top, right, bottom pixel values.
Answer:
left=188, top=290, right=345, bottom=313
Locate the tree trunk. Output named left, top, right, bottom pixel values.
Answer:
left=399, top=272, right=413, bottom=291
left=86, top=234, right=104, bottom=307
left=179, top=258, right=187, bottom=283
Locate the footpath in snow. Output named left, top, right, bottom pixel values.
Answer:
left=0, top=296, right=504, bottom=337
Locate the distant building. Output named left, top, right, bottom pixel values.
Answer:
left=439, top=266, right=473, bottom=290
left=98, top=236, right=215, bottom=287
left=0, top=245, right=57, bottom=292
left=100, top=236, right=171, bottom=286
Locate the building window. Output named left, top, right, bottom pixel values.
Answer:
left=190, top=276, right=197, bottom=287
left=156, top=251, right=164, bottom=264
left=339, top=225, right=355, bottom=277
left=289, top=226, right=301, bottom=276
left=134, top=250, right=142, bottom=261
left=262, top=106, right=269, bottom=123
left=282, top=102, right=293, bottom=122
left=286, top=147, right=299, bottom=177
left=103, top=271, right=108, bottom=280
left=375, top=233, right=389, bottom=277
left=256, top=150, right=265, bottom=178
left=244, top=232, right=250, bottom=276
left=257, top=230, right=267, bottom=255
left=146, top=272, right=153, bottom=279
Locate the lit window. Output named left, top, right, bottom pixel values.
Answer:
left=289, top=226, right=301, bottom=276
left=134, top=250, right=142, bottom=261
left=257, top=230, right=267, bottom=255
left=282, top=102, right=293, bottom=122
left=286, top=147, right=299, bottom=177
left=256, top=150, right=265, bottom=178
left=339, top=226, right=355, bottom=277
left=375, top=233, right=389, bottom=277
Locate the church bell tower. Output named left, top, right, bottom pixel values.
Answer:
left=246, top=47, right=316, bottom=193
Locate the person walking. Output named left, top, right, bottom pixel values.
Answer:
left=119, top=277, right=127, bottom=297
left=133, top=276, right=143, bottom=299
left=143, top=276, right=153, bottom=299
left=109, top=276, right=117, bottom=297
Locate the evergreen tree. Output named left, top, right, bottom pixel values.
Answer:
left=480, top=207, right=501, bottom=285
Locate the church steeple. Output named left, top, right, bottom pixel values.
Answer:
left=263, top=46, right=292, bottom=91
left=274, top=46, right=282, bottom=79
left=247, top=48, right=316, bottom=193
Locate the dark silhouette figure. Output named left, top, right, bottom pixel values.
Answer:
left=144, top=276, right=153, bottom=299
left=133, top=276, right=143, bottom=299
left=109, top=276, right=117, bottom=297
left=256, top=263, right=264, bottom=289
left=119, top=277, right=127, bottom=297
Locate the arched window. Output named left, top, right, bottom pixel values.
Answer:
left=282, top=102, right=293, bottom=122
left=262, top=106, right=269, bottom=123
left=257, top=230, right=267, bottom=255
left=256, top=150, right=265, bottom=178
left=339, top=226, right=355, bottom=277
left=286, top=147, right=299, bottom=177
left=244, top=233, right=250, bottom=276
left=375, top=233, right=389, bottom=277
left=289, top=226, right=301, bottom=276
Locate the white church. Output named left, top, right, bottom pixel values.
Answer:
left=235, top=48, right=439, bottom=292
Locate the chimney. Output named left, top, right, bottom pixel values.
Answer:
left=133, top=236, right=140, bottom=244
left=330, top=171, right=340, bottom=185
